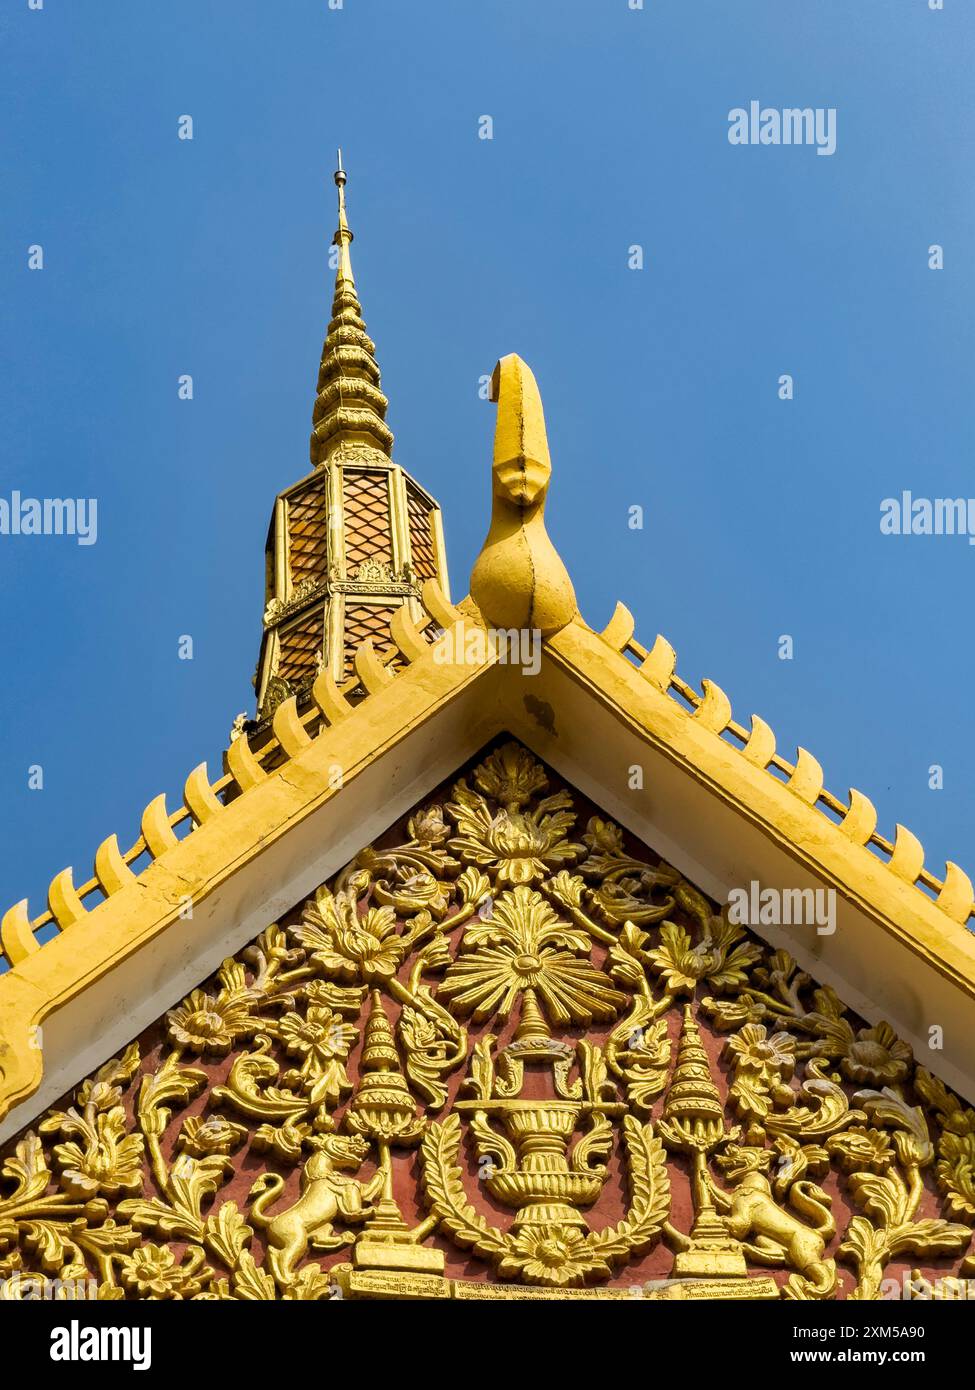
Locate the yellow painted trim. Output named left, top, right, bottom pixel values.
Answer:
left=141, top=794, right=178, bottom=858
left=226, top=734, right=266, bottom=791
left=431, top=507, right=450, bottom=602
left=389, top=466, right=410, bottom=576
left=94, top=835, right=136, bottom=896
left=272, top=697, right=312, bottom=756
left=275, top=496, right=287, bottom=600
left=1, top=901, right=37, bottom=966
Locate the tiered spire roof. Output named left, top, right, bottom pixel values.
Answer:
left=252, top=155, right=448, bottom=720
left=309, top=150, right=394, bottom=466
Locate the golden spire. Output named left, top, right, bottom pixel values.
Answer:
left=252, top=157, right=449, bottom=725
left=309, top=153, right=394, bottom=466
left=345, top=992, right=431, bottom=1258
left=358, top=988, right=403, bottom=1073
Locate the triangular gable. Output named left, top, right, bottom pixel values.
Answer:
left=2, top=739, right=972, bottom=1301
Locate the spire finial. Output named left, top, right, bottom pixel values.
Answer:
left=470, top=355, right=577, bottom=636
left=331, top=149, right=354, bottom=288
left=308, top=153, right=394, bottom=466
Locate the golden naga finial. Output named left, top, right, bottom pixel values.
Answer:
left=470, top=354, right=577, bottom=637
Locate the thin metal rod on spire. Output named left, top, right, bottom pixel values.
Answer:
left=333, top=148, right=352, bottom=256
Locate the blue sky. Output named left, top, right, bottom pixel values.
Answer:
left=1, top=0, right=973, bottom=928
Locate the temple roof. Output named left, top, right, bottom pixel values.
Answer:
left=3, top=350, right=975, bottom=1145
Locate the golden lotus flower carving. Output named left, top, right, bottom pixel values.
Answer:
left=439, top=884, right=626, bottom=1028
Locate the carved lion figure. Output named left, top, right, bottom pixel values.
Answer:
left=715, top=1143, right=837, bottom=1299
left=249, top=1132, right=382, bottom=1287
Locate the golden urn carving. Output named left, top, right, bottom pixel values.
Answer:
left=456, top=998, right=624, bottom=1233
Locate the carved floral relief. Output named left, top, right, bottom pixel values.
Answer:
left=2, top=741, right=973, bottom=1300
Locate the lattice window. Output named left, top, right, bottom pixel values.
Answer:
left=277, top=607, right=325, bottom=685
left=406, top=484, right=438, bottom=582
left=286, top=480, right=329, bottom=589
left=343, top=470, right=392, bottom=571
left=343, top=602, right=398, bottom=679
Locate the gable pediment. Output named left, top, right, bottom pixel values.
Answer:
left=2, top=739, right=973, bottom=1302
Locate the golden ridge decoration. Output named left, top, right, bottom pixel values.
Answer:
left=2, top=740, right=973, bottom=1300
